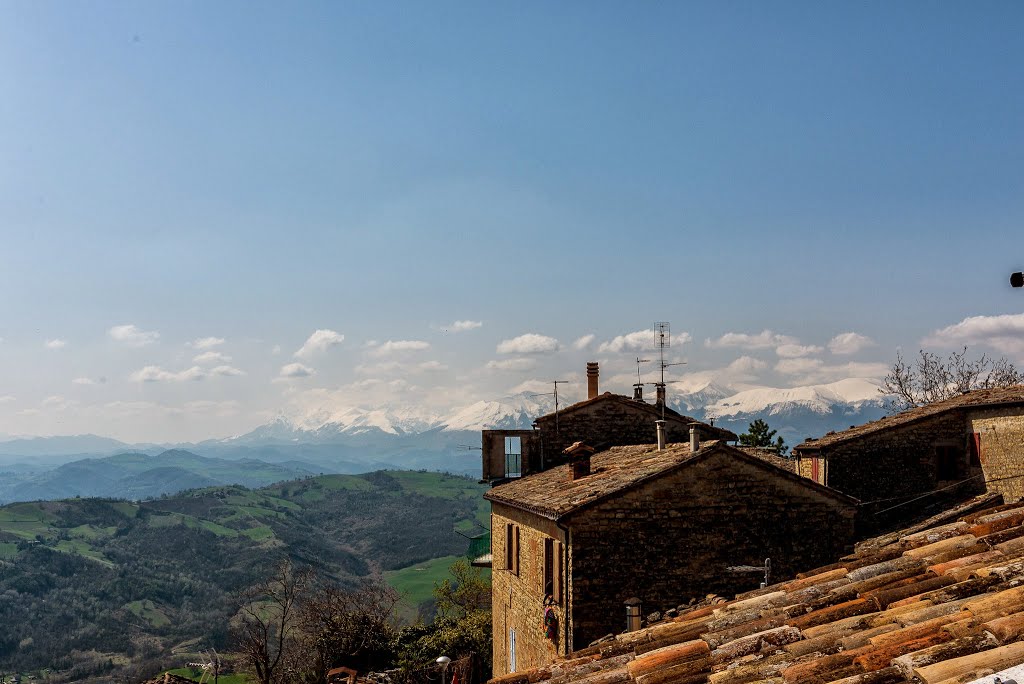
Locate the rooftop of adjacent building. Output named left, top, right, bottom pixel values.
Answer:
left=484, top=439, right=854, bottom=521
left=796, top=384, right=1024, bottom=451
left=488, top=492, right=1024, bottom=684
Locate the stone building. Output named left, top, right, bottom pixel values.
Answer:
left=481, top=363, right=735, bottom=482
left=791, top=385, right=1024, bottom=505
left=483, top=439, right=858, bottom=676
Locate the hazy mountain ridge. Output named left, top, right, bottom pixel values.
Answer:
left=0, top=380, right=892, bottom=495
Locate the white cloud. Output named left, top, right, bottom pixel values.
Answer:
left=72, top=377, right=96, bottom=385
left=776, top=344, right=823, bottom=358
left=573, top=334, right=596, bottom=351
left=130, top=365, right=205, bottom=383
left=371, top=340, right=431, bottom=356
left=509, top=379, right=557, bottom=395
left=598, top=330, right=652, bottom=353
left=775, top=358, right=824, bottom=376
left=44, top=338, right=66, bottom=350
left=486, top=358, right=538, bottom=372
left=109, top=324, right=160, bottom=347
left=0, top=395, right=14, bottom=403
left=705, top=330, right=797, bottom=350
left=497, top=333, right=560, bottom=354
left=272, top=344, right=282, bottom=355
left=210, top=365, right=245, bottom=377
left=828, top=332, right=876, bottom=355
left=726, top=356, right=768, bottom=378
left=418, top=360, right=448, bottom=371
left=279, top=362, right=315, bottom=378
left=294, top=329, right=345, bottom=358
left=190, top=336, right=225, bottom=350
left=449, top=320, right=483, bottom=332
left=775, top=359, right=889, bottom=385
left=924, top=314, right=1024, bottom=355
left=193, top=350, right=232, bottom=364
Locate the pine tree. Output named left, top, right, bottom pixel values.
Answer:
left=739, top=419, right=787, bottom=456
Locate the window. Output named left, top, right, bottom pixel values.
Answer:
left=543, top=538, right=553, bottom=596
left=543, top=539, right=563, bottom=603
left=509, top=628, right=517, bottom=672
left=505, top=523, right=519, bottom=575
left=504, top=436, right=522, bottom=478
left=936, top=445, right=963, bottom=480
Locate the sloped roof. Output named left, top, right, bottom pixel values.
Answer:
left=735, top=446, right=798, bottom=473
left=796, top=385, right=1024, bottom=451
left=484, top=441, right=855, bottom=521
left=533, top=392, right=738, bottom=442
left=489, top=494, right=1024, bottom=684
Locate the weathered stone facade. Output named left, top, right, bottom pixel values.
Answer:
left=486, top=443, right=857, bottom=676
left=567, top=450, right=856, bottom=650
left=490, top=503, right=569, bottom=677
left=795, top=411, right=980, bottom=502
left=968, top=405, right=1024, bottom=502
left=482, top=393, right=734, bottom=481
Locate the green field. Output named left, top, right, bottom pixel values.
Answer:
left=126, top=599, right=171, bottom=628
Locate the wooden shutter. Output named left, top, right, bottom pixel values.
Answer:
left=505, top=523, right=514, bottom=571
left=514, top=525, right=521, bottom=576
left=554, top=542, right=563, bottom=603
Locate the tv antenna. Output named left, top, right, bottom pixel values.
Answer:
left=550, top=380, right=570, bottom=435
left=634, top=357, right=651, bottom=401
left=654, top=322, right=686, bottom=419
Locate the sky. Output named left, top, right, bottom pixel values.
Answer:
left=1, top=2, right=1022, bottom=443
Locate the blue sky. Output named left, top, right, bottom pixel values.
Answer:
left=1, top=2, right=1022, bottom=441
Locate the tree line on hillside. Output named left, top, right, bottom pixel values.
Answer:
left=233, top=558, right=491, bottom=684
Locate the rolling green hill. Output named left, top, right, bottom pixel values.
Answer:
left=0, top=470, right=489, bottom=682
left=0, top=449, right=318, bottom=503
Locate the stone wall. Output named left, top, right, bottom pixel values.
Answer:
left=804, top=412, right=980, bottom=502
left=970, top=406, right=1024, bottom=502
left=566, top=451, right=856, bottom=650
left=535, top=397, right=695, bottom=462
left=490, top=504, right=568, bottom=677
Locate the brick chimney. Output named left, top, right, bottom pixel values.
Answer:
left=587, top=362, right=599, bottom=400
left=655, top=382, right=666, bottom=407
left=564, top=441, right=595, bottom=481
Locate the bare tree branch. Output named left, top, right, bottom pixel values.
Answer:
left=882, top=346, right=1023, bottom=412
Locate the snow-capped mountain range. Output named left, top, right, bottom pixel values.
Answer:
left=0, top=378, right=891, bottom=477
left=223, top=377, right=890, bottom=446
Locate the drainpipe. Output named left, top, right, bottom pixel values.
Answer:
left=656, top=421, right=666, bottom=450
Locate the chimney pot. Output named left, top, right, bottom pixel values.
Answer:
left=690, top=423, right=700, bottom=452
left=656, top=420, right=666, bottom=450
left=586, top=362, right=600, bottom=400
left=625, top=597, right=642, bottom=632
left=633, top=383, right=644, bottom=402
left=655, top=383, right=666, bottom=407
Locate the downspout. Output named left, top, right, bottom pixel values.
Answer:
left=556, top=518, right=571, bottom=654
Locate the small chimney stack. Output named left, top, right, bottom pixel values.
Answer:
left=690, top=423, right=700, bottom=452
left=625, top=597, right=642, bottom=632
left=655, top=382, right=666, bottom=408
left=564, top=441, right=595, bottom=481
left=656, top=420, right=666, bottom=450
left=633, top=383, right=644, bottom=402
left=586, top=362, right=600, bottom=400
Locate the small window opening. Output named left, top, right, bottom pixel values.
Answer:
left=504, top=436, right=522, bottom=478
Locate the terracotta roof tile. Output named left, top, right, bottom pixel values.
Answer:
left=489, top=498, right=1024, bottom=684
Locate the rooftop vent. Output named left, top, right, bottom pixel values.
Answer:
left=564, top=441, right=596, bottom=481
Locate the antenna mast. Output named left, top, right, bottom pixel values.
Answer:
left=654, top=322, right=686, bottom=419
left=550, top=380, right=569, bottom=435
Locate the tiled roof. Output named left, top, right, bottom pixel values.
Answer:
left=795, top=385, right=1024, bottom=451
left=484, top=441, right=855, bottom=520
left=489, top=495, right=1024, bottom=684
left=735, top=446, right=798, bottom=473
left=533, top=392, right=738, bottom=442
